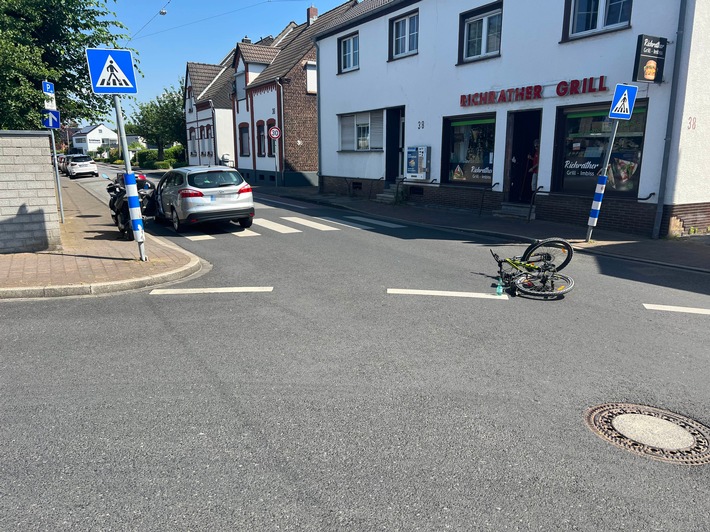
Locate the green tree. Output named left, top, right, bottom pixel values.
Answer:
left=0, top=0, right=129, bottom=130
left=130, top=84, right=185, bottom=160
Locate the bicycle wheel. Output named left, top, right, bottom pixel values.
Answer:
left=513, top=272, right=574, bottom=298
left=522, top=238, right=574, bottom=271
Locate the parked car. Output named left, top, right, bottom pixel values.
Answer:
left=66, top=155, right=99, bottom=178
left=154, top=166, right=254, bottom=232
left=59, top=154, right=73, bottom=174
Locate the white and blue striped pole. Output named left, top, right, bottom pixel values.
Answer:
left=114, top=95, right=147, bottom=261
left=586, top=119, right=619, bottom=242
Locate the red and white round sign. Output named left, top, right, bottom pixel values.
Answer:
left=268, top=126, right=281, bottom=140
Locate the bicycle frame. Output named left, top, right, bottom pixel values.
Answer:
left=490, top=250, right=554, bottom=286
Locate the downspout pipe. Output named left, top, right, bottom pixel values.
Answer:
left=652, top=0, right=688, bottom=239
left=316, top=40, right=323, bottom=193
left=275, top=77, right=285, bottom=187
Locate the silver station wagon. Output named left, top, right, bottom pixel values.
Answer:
left=154, top=166, right=255, bottom=232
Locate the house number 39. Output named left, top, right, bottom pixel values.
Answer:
left=418, top=121, right=425, bottom=129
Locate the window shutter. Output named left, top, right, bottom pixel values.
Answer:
left=370, top=111, right=384, bottom=149
left=341, top=115, right=355, bottom=150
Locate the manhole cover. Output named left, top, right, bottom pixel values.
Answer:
left=585, top=403, right=710, bottom=465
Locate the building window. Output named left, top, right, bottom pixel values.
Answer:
left=339, top=111, right=383, bottom=151
left=339, top=33, right=359, bottom=73
left=554, top=103, right=646, bottom=195
left=257, top=121, right=266, bottom=157
left=239, top=124, right=250, bottom=157
left=391, top=11, right=419, bottom=59
left=443, top=115, right=496, bottom=184
left=267, top=119, right=276, bottom=157
left=459, top=2, right=502, bottom=63
left=235, top=72, right=246, bottom=100
left=566, top=0, right=632, bottom=38
left=305, top=61, right=317, bottom=93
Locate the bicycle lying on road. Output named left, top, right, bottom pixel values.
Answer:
left=490, top=237, right=575, bottom=298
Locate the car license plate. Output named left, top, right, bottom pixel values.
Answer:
left=211, top=193, right=236, bottom=202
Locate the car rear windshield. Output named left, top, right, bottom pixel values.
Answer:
left=72, top=156, right=93, bottom=162
left=188, top=170, right=244, bottom=189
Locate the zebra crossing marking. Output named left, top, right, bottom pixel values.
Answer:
left=185, top=235, right=216, bottom=241
left=252, top=219, right=302, bottom=233
left=281, top=216, right=340, bottom=231
left=232, top=229, right=260, bottom=237
left=345, top=216, right=406, bottom=228
left=316, top=217, right=373, bottom=230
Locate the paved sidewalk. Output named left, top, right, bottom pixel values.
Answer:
left=0, top=177, right=201, bottom=299
left=1, top=179, right=708, bottom=300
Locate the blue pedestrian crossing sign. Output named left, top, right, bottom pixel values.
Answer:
left=41, top=109, right=60, bottom=129
left=609, top=84, right=638, bottom=120
left=85, top=48, right=137, bottom=94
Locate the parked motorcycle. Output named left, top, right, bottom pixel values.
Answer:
left=105, top=173, right=156, bottom=240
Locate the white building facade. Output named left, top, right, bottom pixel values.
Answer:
left=316, top=0, right=710, bottom=237
left=71, top=124, right=118, bottom=155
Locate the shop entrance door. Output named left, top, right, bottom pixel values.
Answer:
left=506, top=110, right=542, bottom=203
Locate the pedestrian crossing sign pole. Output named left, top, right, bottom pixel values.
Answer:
left=86, top=48, right=147, bottom=260
left=586, top=84, right=638, bottom=242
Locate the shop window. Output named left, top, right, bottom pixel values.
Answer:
left=458, top=2, right=502, bottom=63
left=239, top=124, right=250, bottom=157
left=339, top=33, right=359, bottom=73
left=555, top=103, right=646, bottom=195
left=339, top=111, right=383, bottom=151
left=390, top=11, right=419, bottom=59
left=564, top=0, right=632, bottom=39
left=257, top=121, right=266, bottom=157
left=444, top=115, right=496, bottom=184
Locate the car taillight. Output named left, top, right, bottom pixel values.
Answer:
left=238, top=185, right=252, bottom=194
left=179, top=189, right=203, bottom=198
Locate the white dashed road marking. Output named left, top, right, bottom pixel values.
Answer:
left=643, top=304, right=710, bottom=315
left=316, top=217, right=373, bottom=230
left=232, top=229, right=260, bottom=237
left=185, top=235, right=216, bottom=241
left=281, top=216, right=340, bottom=231
left=151, top=287, right=274, bottom=295
left=252, top=219, right=302, bottom=233
left=387, top=288, right=508, bottom=300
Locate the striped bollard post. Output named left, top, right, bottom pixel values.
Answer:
left=586, top=174, right=608, bottom=242
left=123, top=172, right=147, bottom=261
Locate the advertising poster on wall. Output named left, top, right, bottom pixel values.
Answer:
left=448, top=117, right=495, bottom=183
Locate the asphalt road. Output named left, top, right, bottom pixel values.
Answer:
left=1, top=173, right=709, bottom=530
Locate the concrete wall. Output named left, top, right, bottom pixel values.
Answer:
left=0, top=131, right=61, bottom=253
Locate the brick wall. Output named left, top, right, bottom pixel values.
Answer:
left=0, top=131, right=61, bottom=253
left=283, top=48, right=318, bottom=175
left=663, top=202, right=710, bottom=236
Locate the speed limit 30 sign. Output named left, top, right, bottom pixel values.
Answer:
left=268, top=126, right=281, bottom=140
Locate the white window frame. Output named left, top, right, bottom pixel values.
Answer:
left=463, top=9, right=502, bottom=61
left=339, top=111, right=383, bottom=151
left=392, top=12, right=419, bottom=58
left=570, top=0, right=632, bottom=36
left=339, top=34, right=359, bottom=73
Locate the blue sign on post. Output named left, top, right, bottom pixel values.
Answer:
left=609, top=84, right=638, bottom=120
left=41, top=109, right=60, bottom=129
left=85, top=48, right=137, bottom=94
left=42, top=81, right=55, bottom=95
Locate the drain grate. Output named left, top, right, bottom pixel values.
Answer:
left=585, top=403, right=710, bottom=465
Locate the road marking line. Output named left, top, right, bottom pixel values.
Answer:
left=345, top=216, right=406, bottom=228
left=150, top=287, right=274, bottom=295
left=232, top=229, right=260, bottom=237
left=643, top=304, right=710, bottom=315
left=256, top=198, right=309, bottom=209
left=252, top=202, right=274, bottom=209
left=185, top=235, right=216, bottom=241
left=387, top=288, right=508, bottom=300
left=252, top=219, right=302, bottom=234
left=316, top=217, right=373, bottom=230
left=281, top=216, right=340, bottom=231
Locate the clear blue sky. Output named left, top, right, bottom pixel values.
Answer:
left=108, top=0, right=347, bottom=122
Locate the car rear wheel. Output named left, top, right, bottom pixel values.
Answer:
left=237, top=217, right=253, bottom=228
left=171, top=208, right=184, bottom=233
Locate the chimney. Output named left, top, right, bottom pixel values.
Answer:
left=242, top=36, right=251, bottom=43
left=307, top=6, right=318, bottom=25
